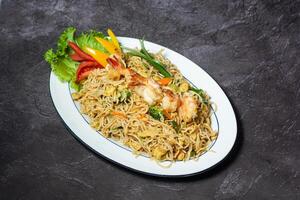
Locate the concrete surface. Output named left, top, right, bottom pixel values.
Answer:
left=0, top=0, right=299, bottom=199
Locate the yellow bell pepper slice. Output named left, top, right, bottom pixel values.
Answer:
left=83, top=46, right=109, bottom=67
left=95, top=37, right=117, bottom=55
left=107, top=29, right=121, bottom=51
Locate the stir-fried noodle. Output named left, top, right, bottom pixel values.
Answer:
left=72, top=52, right=217, bottom=161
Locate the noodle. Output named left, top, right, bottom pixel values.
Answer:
left=72, top=51, right=217, bottom=162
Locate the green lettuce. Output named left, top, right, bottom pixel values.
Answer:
left=44, top=27, right=78, bottom=86
left=44, top=27, right=106, bottom=91
left=76, top=30, right=107, bottom=53
left=44, top=49, right=78, bottom=82
left=57, top=27, right=76, bottom=57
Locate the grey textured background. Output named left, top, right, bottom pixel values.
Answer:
left=0, top=0, right=299, bottom=199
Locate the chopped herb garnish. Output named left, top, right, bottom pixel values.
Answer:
left=119, top=90, right=132, bottom=102
left=122, top=41, right=172, bottom=78
left=190, top=150, right=196, bottom=157
left=169, top=120, right=179, bottom=133
left=148, top=106, right=164, bottom=121
left=190, top=87, right=208, bottom=104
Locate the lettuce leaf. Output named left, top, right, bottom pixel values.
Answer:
left=76, top=30, right=107, bottom=53
left=44, top=27, right=80, bottom=90
left=70, top=77, right=81, bottom=91
left=44, top=27, right=106, bottom=91
left=56, top=27, right=76, bottom=57
left=44, top=49, right=78, bottom=82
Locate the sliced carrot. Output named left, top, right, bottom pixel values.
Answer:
left=111, top=111, right=127, bottom=119
left=137, top=114, right=147, bottom=121
left=163, top=110, right=172, bottom=120
left=157, top=77, right=172, bottom=86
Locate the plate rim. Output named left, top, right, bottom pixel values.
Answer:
left=49, top=36, right=238, bottom=177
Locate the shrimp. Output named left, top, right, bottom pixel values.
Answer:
left=130, top=74, right=162, bottom=105
left=178, top=92, right=199, bottom=122
left=107, top=55, right=162, bottom=105
left=107, top=54, right=130, bottom=76
left=161, top=89, right=180, bottom=112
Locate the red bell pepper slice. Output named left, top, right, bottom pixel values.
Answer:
left=76, top=61, right=102, bottom=82
left=70, top=53, right=85, bottom=61
left=68, top=42, right=95, bottom=62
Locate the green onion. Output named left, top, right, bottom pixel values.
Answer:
left=122, top=46, right=172, bottom=78
left=190, top=150, right=196, bottom=157
left=140, top=39, right=153, bottom=59
left=111, top=126, right=123, bottom=130
left=169, top=120, right=179, bottom=133
left=118, top=90, right=131, bottom=102
left=190, top=87, right=208, bottom=105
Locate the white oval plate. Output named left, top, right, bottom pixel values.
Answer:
left=50, top=37, right=237, bottom=177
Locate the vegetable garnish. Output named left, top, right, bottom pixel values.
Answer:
left=119, top=90, right=132, bottom=102
left=44, top=27, right=110, bottom=90
left=107, top=29, right=121, bottom=51
left=76, top=61, right=102, bottom=83
left=111, top=111, right=127, bottom=119
left=95, top=37, right=118, bottom=55
left=45, top=49, right=78, bottom=82
left=68, top=41, right=95, bottom=62
left=157, top=77, right=172, bottom=86
left=44, top=27, right=78, bottom=84
left=56, top=27, right=76, bottom=56
left=169, top=120, right=179, bottom=133
left=190, top=87, right=208, bottom=104
left=70, top=53, right=86, bottom=62
left=76, top=30, right=107, bottom=53
left=83, top=46, right=109, bottom=67
left=140, top=39, right=153, bottom=59
left=123, top=46, right=172, bottom=78
left=163, top=109, right=172, bottom=120
left=148, top=106, right=164, bottom=121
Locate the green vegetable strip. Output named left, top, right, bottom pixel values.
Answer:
left=170, top=120, right=179, bottom=132
left=190, top=87, right=208, bottom=104
left=119, top=90, right=132, bottom=102
left=148, top=106, right=164, bottom=121
left=123, top=47, right=172, bottom=78
left=139, top=39, right=153, bottom=59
